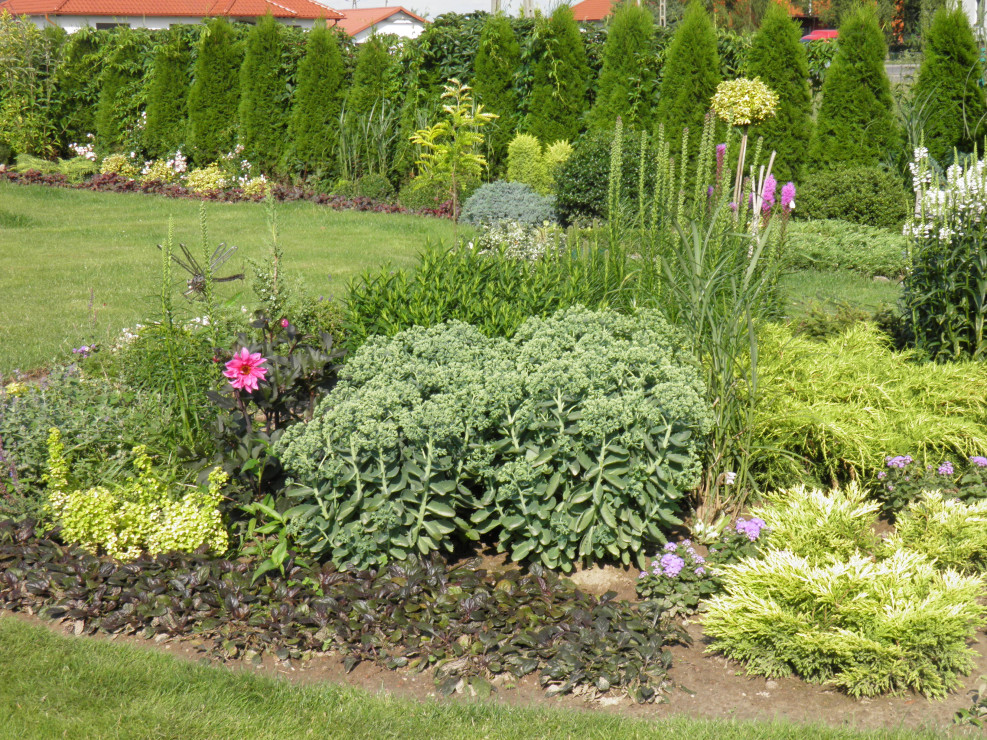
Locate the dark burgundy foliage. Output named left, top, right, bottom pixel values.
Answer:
left=0, top=519, right=685, bottom=702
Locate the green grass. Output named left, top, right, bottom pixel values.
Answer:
left=0, top=183, right=458, bottom=374
left=0, top=615, right=948, bottom=740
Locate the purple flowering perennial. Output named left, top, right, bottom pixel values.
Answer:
left=735, top=517, right=766, bottom=542
left=886, top=455, right=913, bottom=469
left=781, top=181, right=796, bottom=212
left=938, top=461, right=954, bottom=476
left=660, top=553, right=685, bottom=578
left=971, top=456, right=987, bottom=468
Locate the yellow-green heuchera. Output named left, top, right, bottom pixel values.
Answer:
left=43, top=428, right=228, bottom=560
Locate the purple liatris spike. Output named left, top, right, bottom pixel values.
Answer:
left=716, top=143, right=726, bottom=179
left=761, top=174, right=776, bottom=213
left=781, top=181, right=796, bottom=212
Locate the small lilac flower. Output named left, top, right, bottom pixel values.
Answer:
left=735, top=517, right=766, bottom=542
left=692, top=554, right=705, bottom=565
left=877, top=471, right=887, bottom=479
left=938, top=461, right=954, bottom=476
left=695, top=566, right=706, bottom=576
left=660, top=553, right=685, bottom=577
left=886, top=455, right=913, bottom=469
left=682, top=539, right=691, bottom=547
left=781, top=181, right=796, bottom=212
left=971, top=456, right=987, bottom=468
left=707, top=185, right=715, bottom=199
left=639, top=571, right=648, bottom=579
left=663, top=541, right=677, bottom=552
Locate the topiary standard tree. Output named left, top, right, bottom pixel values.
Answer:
left=587, top=1, right=657, bottom=132
left=746, top=2, right=813, bottom=183
left=238, top=14, right=287, bottom=175
left=144, top=34, right=190, bottom=159
left=810, top=5, right=900, bottom=168
left=524, top=5, right=591, bottom=144
left=913, top=6, right=987, bottom=163
left=655, top=1, right=720, bottom=149
left=187, top=17, right=241, bottom=165
left=286, top=20, right=344, bottom=179
left=473, top=13, right=521, bottom=175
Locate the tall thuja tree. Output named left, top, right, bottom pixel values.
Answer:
left=95, top=28, right=150, bottom=154
left=587, top=1, right=657, bottom=131
left=655, top=1, right=720, bottom=150
left=473, top=13, right=521, bottom=175
left=913, top=6, right=987, bottom=163
left=187, top=17, right=241, bottom=165
left=746, top=2, right=812, bottom=183
left=144, top=33, right=190, bottom=159
left=343, top=33, right=399, bottom=177
left=524, top=5, right=590, bottom=143
left=810, top=6, right=899, bottom=167
left=238, top=14, right=288, bottom=174
left=286, top=20, right=344, bottom=179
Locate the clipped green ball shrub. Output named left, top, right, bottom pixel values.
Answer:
left=277, top=307, right=712, bottom=571
left=352, top=172, right=395, bottom=202
left=796, top=166, right=910, bottom=229
left=460, top=180, right=555, bottom=226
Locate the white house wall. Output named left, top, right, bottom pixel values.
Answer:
left=352, top=15, right=423, bottom=43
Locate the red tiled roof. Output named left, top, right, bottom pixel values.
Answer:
left=0, top=0, right=343, bottom=19
left=571, top=0, right=618, bottom=22
left=335, top=6, right=424, bottom=36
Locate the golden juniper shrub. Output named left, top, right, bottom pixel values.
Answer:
left=185, top=163, right=227, bottom=194
left=44, top=428, right=228, bottom=560
left=888, top=492, right=987, bottom=573
left=710, top=77, right=779, bottom=126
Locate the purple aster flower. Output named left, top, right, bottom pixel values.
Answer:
left=692, top=554, right=705, bottom=565
left=971, top=456, right=987, bottom=468
left=877, top=471, right=887, bottom=479
left=695, top=566, right=706, bottom=576
left=735, top=517, right=766, bottom=542
left=660, top=553, right=685, bottom=578
left=663, top=541, right=677, bottom=552
left=885, top=455, right=913, bottom=469
left=781, top=181, right=796, bottom=212
left=938, top=461, right=954, bottom=476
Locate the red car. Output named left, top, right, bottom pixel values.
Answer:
left=800, top=29, right=839, bottom=42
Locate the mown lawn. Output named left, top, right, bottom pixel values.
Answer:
left=0, top=183, right=458, bottom=373
left=0, top=615, right=946, bottom=740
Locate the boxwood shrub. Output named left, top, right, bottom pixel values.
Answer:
left=277, top=307, right=712, bottom=571
left=796, top=165, right=910, bottom=230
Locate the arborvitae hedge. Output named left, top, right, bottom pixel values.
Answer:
left=655, top=2, right=720, bottom=149
left=474, top=13, right=521, bottom=175
left=913, top=6, right=987, bottom=163
left=238, top=15, right=287, bottom=174
left=286, top=21, right=344, bottom=179
left=95, top=29, right=148, bottom=153
left=143, top=34, right=190, bottom=159
left=746, top=3, right=813, bottom=183
left=810, top=6, right=899, bottom=168
left=345, top=34, right=397, bottom=122
left=187, top=17, right=241, bottom=165
left=524, top=5, right=590, bottom=143
left=587, top=1, right=657, bottom=131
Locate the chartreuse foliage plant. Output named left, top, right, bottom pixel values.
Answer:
left=473, top=13, right=521, bottom=175
left=889, top=492, right=987, bottom=574
left=277, top=307, right=712, bottom=571
left=745, top=2, right=812, bottom=183
left=810, top=6, right=899, bottom=167
left=143, top=33, right=189, bottom=159
left=187, top=18, right=241, bottom=165
left=913, top=6, right=986, bottom=164
left=750, top=323, right=987, bottom=489
left=705, top=484, right=987, bottom=698
left=285, top=20, right=344, bottom=179
left=238, top=14, right=287, bottom=175
left=507, top=133, right=573, bottom=195
left=524, top=5, right=590, bottom=144
left=587, top=0, right=657, bottom=131
left=655, top=1, right=720, bottom=151
left=43, top=428, right=228, bottom=560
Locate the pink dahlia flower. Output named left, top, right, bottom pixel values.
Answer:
left=223, top=347, right=268, bottom=392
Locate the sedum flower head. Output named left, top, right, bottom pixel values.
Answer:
left=710, top=77, right=779, bottom=127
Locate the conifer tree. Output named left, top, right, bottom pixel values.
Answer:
left=345, top=34, right=397, bottom=122
left=286, top=21, right=344, bottom=178
left=187, top=17, right=241, bottom=165
left=655, top=1, right=720, bottom=148
left=473, top=13, right=521, bottom=175
left=238, top=14, right=287, bottom=174
left=913, top=6, right=986, bottom=163
left=746, top=2, right=813, bottom=183
left=524, top=5, right=590, bottom=143
left=144, top=34, right=190, bottom=159
left=587, top=1, right=657, bottom=131
left=810, top=6, right=900, bottom=167
left=95, top=29, right=146, bottom=153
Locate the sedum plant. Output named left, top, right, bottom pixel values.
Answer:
left=277, top=307, right=712, bottom=570
left=44, top=428, right=229, bottom=560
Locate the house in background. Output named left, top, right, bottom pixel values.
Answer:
left=570, top=0, right=621, bottom=22
left=333, top=6, right=425, bottom=42
left=0, top=0, right=424, bottom=39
